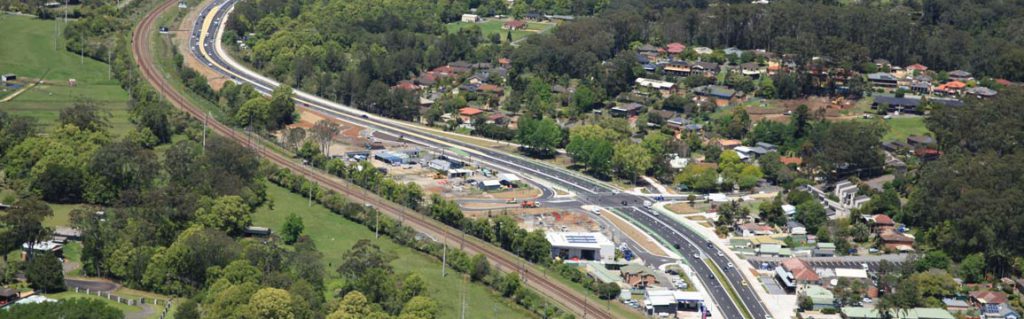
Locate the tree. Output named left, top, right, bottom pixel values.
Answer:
left=908, top=269, right=956, bottom=307
left=675, top=163, right=719, bottom=192
left=236, top=97, right=270, bottom=128
left=916, top=250, right=952, bottom=272
left=469, top=254, right=490, bottom=282
left=25, top=252, right=65, bottom=293
left=282, top=213, right=304, bottom=245
left=958, top=252, right=986, bottom=283
left=60, top=98, right=110, bottom=132
left=565, top=125, right=616, bottom=176
left=1, top=198, right=53, bottom=261
left=246, top=287, right=295, bottom=319
left=516, top=117, right=562, bottom=156
left=286, top=127, right=307, bottom=151
left=612, top=142, right=652, bottom=184
left=195, top=195, right=254, bottom=236
left=796, top=200, right=827, bottom=234
left=176, top=299, right=201, bottom=319
left=851, top=223, right=870, bottom=243
left=428, top=194, right=464, bottom=227
left=85, top=139, right=159, bottom=204
left=806, top=121, right=885, bottom=180
left=0, top=298, right=122, bottom=319
left=267, top=85, right=296, bottom=130
left=758, top=197, right=787, bottom=226
left=571, top=85, right=602, bottom=114
left=400, top=296, right=438, bottom=319
left=311, top=120, right=340, bottom=157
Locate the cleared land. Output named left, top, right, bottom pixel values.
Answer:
left=253, top=182, right=536, bottom=319
left=0, top=15, right=133, bottom=135
left=446, top=19, right=555, bottom=43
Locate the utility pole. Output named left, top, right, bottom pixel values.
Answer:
left=80, top=33, right=84, bottom=64
left=374, top=209, right=380, bottom=239
left=441, top=235, right=447, bottom=277
left=202, top=112, right=208, bottom=149
left=107, top=50, right=112, bottom=79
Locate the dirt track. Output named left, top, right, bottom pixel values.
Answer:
left=132, top=1, right=618, bottom=318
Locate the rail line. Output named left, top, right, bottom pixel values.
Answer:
left=131, top=1, right=615, bottom=318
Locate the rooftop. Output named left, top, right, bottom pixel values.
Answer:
left=545, top=232, right=613, bottom=249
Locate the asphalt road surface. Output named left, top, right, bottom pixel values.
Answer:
left=188, top=1, right=772, bottom=318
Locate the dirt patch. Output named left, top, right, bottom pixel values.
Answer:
left=666, top=202, right=700, bottom=215
left=744, top=96, right=863, bottom=122
left=471, top=188, right=541, bottom=200
left=601, top=210, right=672, bottom=257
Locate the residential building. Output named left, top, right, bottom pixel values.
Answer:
left=863, top=214, right=896, bottom=234
left=458, top=107, right=484, bottom=122
left=814, top=242, right=836, bottom=257
left=643, top=288, right=705, bottom=315
left=717, top=139, right=742, bottom=149
left=879, top=229, right=915, bottom=251
left=776, top=258, right=820, bottom=291
left=502, top=20, right=527, bottom=30
left=873, top=95, right=924, bottom=114
left=736, top=222, right=775, bottom=237
left=610, top=103, right=644, bottom=117
left=665, top=42, right=686, bottom=54
left=842, top=307, right=955, bottom=319
left=948, top=70, right=972, bottom=81
left=546, top=232, right=615, bottom=262
left=460, top=14, right=481, bottom=22
left=635, top=77, right=676, bottom=95
left=966, top=86, right=998, bottom=98
left=942, top=298, right=971, bottom=313
left=692, top=85, right=737, bottom=107
left=800, top=285, right=835, bottom=310
left=786, top=221, right=807, bottom=235
left=834, top=180, right=870, bottom=211
left=867, top=72, right=899, bottom=87
left=622, top=264, right=660, bottom=289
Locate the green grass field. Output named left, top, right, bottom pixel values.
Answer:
left=0, top=15, right=132, bottom=135
left=863, top=116, right=930, bottom=141
left=446, top=19, right=555, bottom=43
left=254, top=182, right=536, bottom=319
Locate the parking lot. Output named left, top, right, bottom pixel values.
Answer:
left=746, top=255, right=908, bottom=273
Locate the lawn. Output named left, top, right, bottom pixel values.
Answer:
left=871, top=116, right=930, bottom=141
left=254, top=182, right=536, bottom=319
left=0, top=15, right=133, bottom=135
left=446, top=19, right=555, bottom=43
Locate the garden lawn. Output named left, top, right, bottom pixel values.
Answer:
left=445, top=19, right=554, bottom=43
left=0, top=15, right=132, bottom=135
left=879, top=116, right=930, bottom=141
left=254, top=182, right=536, bottom=319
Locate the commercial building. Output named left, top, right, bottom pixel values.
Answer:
left=546, top=232, right=614, bottom=262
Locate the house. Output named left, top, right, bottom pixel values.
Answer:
left=966, top=86, right=998, bottom=98
left=800, top=285, right=835, bottom=310
left=906, top=64, right=929, bottom=72
left=503, top=20, right=527, bottom=30
left=906, top=135, right=935, bottom=146
left=786, top=221, right=807, bottom=235
left=663, top=61, right=691, bottom=76
left=610, top=103, right=644, bottom=117
left=478, top=84, right=504, bottom=95
left=634, top=78, right=676, bottom=94
left=0, top=288, right=19, bottom=306
left=868, top=214, right=896, bottom=234
left=779, top=156, right=803, bottom=167
left=914, top=148, right=943, bottom=161
left=867, top=72, right=899, bottom=87
left=53, top=226, right=82, bottom=241
left=621, top=264, right=660, bottom=289
left=776, top=258, right=820, bottom=291
left=724, top=47, right=744, bottom=57
left=834, top=180, right=870, bottom=210
left=643, top=288, right=705, bottom=315
left=970, top=291, right=1021, bottom=319
left=736, top=223, right=775, bottom=237
left=394, top=80, right=419, bottom=91
left=943, top=298, right=971, bottom=313
left=637, top=44, right=660, bottom=55
left=691, top=61, right=721, bottom=77
left=948, top=70, right=972, bottom=81
left=834, top=268, right=869, bottom=283
left=814, top=242, right=836, bottom=257
left=21, top=241, right=63, bottom=260
left=879, top=229, right=915, bottom=251
left=665, top=42, right=686, bottom=54
left=458, top=107, right=484, bottom=122
left=666, top=116, right=689, bottom=131
left=936, top=81, right=967, bottom=95
left=740, top=62, right=762, bottom=77
left=485, top=112, right=509, bottom=125
left=692, top=85, right=737, bottom=106
left=782, top=204, right=797, bottom=216
left=911, top=81, right=932, bottom=94
left=460, top=14, right=481, bottom=23
left=717, top=139, right=742, bottom=149
left=874, top=58, right=892, bottom=69
left=0, top=73, right=15, bottom=82
left=735, top=146, right=770, bottom=160
left=693, top=47, right=713, bottom=55
left=873, top=95, right=923, bottom=114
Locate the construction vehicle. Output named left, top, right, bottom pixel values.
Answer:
left=520, top=201, right=540, bottom=208
left=506, top=198, right=518, bottom=204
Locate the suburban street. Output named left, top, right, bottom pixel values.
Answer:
left=186, top=1, right=772, bottom=318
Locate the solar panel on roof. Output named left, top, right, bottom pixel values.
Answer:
left=565, top=235, right=597, bottom=244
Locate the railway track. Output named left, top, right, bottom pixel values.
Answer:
left=131, top=1, right=616, bottom=318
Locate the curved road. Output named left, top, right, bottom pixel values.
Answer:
left=135, top=1, right=619, bottom=318
left=187, top=1, right=773, bottom=318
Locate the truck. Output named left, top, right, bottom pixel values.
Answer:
left=520, top=201, right=540, bottom=208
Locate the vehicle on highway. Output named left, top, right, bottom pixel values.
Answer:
left=727, top=262, right=734, bottom=268
left=717, top=251, right=724, bottom=257
left=673, top=243, right=681, bottom=249
left=693, top=253, right=700, bottom=259
left=643, top=200, right=653, bottom=207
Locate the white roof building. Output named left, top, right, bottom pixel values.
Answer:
left=545, top=232, right=615, bottom=262
left=835, top=268, right=869, bottom=280
left=635, top=78, right=676, bottom=90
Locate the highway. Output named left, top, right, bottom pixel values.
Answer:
left=187, top=1, right=772, bottom=318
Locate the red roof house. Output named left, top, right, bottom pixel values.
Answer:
left=503, top=20, right=527, bottom=30
left=906, top=64, right=928, bottom=71
left=666, top=42, right=686, bottom=54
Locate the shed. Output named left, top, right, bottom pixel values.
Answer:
left=244, top=226, right=272, bottom=237
left=478, top=179, right=502, bottom=191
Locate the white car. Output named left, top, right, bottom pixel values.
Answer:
left=727, top=262, right=734, bottom=268
left=717, top=251, right=724, bottom=257
left=643, top=200, right=653, bottom=207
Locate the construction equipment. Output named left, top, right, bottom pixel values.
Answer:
left=520, top=201, right=540, bottom=208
